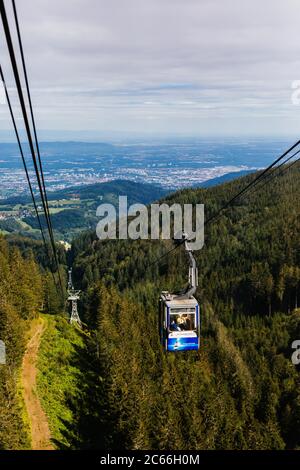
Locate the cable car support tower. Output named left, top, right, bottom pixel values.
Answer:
left=67, top=268, right=82, bottom=328
left=173, top=232, right=198, bottom=299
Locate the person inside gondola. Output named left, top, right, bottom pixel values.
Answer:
left=177, top=314, right=187, bottom=330
left=170, top=318, right=181, bottom=331
left=175, top=314, right=191, bottom=330
left=183, top=314, right=191, bottom=330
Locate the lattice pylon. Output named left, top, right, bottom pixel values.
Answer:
left=70, top=298, right=82, bottom=328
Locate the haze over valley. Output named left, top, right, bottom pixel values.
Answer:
left=0, top=138, right=292, bottom=199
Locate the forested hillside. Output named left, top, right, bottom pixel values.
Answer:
left=0, top=166, right=299, bottom=450
left=0, top=237, right=61, bottom=450
left=69, top=165, right=300, bottom=449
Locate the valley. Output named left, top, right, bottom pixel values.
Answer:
left=0, top=180, right=167, bottom=241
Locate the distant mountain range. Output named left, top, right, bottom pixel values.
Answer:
left=197, top=169, right=254, bottom=188
left=0, top=171, right=253, bottom=206
left=0, top=179, right=167, bottom=205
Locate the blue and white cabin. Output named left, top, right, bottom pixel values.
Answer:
left=159, top=291, right=200, bottom=352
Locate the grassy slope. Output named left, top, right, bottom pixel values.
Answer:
left=37, top=314, right=91, bottom=449
left=15, top=363, right=31, bottom=449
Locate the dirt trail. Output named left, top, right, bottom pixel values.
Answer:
left=22, top=318, right=54, bottom=450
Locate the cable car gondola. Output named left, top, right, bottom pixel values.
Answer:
left=159, top=234, right=200, bottom=352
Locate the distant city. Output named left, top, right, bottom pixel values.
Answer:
left=0, top=139, right=292, bottom=199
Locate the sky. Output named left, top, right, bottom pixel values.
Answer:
left=0, top=0, right=300, bottom=141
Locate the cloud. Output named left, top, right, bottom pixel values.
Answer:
left=0, top=0, right=300, bottom=138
